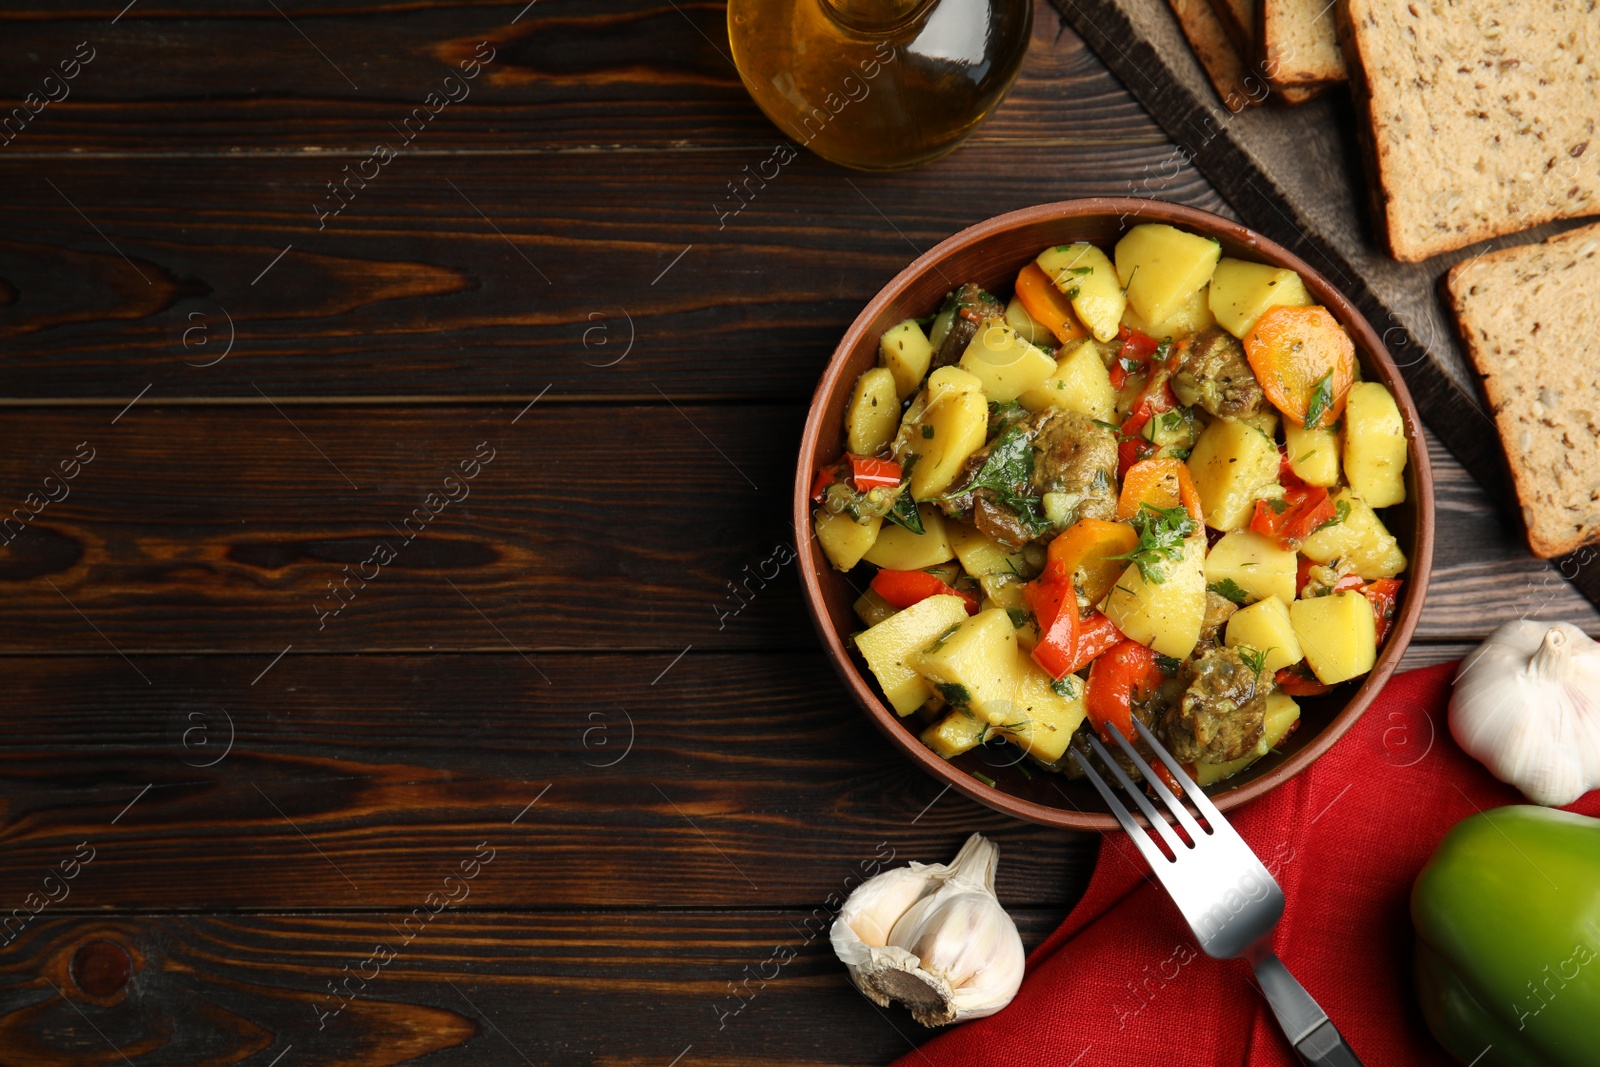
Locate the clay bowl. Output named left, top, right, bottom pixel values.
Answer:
left=794, top=198, right=1435, bottom=832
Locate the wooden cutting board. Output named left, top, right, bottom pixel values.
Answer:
left=1049, top=0, right=1600, bottom=611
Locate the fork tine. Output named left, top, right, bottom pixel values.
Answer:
left=1068, top=750, right=1173, bottom=870
left=1129, top=716, right=1228, bottom=826
left=1102, top=722, right=1209, bottom=843
left=1082, top=733, right=1189, bottom=858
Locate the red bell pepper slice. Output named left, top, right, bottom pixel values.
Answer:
left=1361, top=577, right=1403, bottom=645
left=1250, top=484, right=1337, bottom=549
left=869, top=569, right=978, bottom=615
left=1025, top=578, right=1080, bottom=681
left=810, top=460, right=845, bottom=502
left=1275, top=662, right=1333, bottom=697
left=1084, top=638, right=1164, bottom=743
left=1108, top=325, right=1160, bottom=389
left=848, top=454, right=901, bottom=493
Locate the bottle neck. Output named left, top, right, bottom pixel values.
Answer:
left=821, top=0, right=931, bottom=33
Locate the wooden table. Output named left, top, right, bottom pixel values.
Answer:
left=2, top=2, right=1596, bottom=1063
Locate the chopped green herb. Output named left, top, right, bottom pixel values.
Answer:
left=1298, top=450, right=1317, bottom=462
left=1054, top=380, right=1067, bottom=390
left=1167, top=447, right=1191, bottom=461
left=1016, top=761, right=1034, bottom=780
left=1160, top=410, right=1185, bottom=431
left=1268, top=746, right=1284, bottom=756
left=1155, top=653, right=1182, bottom=674
left=1105, top=502, right=1199, bottom=584
left=921, top=424, right=935, bottom=440
left=934, top=681, right=971, bottom=707
left=1091, top=418, right=1124, bottom=436
left=886, top=494, right=925, bottom=536
left=1265, top=496, right=1289, bottom=515
left=1313, top=498, right=1351, bottom=534
left=1115, top=584, right=1137, bottom=598
left=971, top=771, right=997, bottom=788
left=1207, top=578, right=1252, bottom=605
left=1303, top=370, right=1335, bottom=428
left=1069, top=266, right=1094, bottom=277
left=1050, top=675, right=1078, bottom=699
left=1121, top=265, right=1139, bottom=295
left=1237, top=645, right=1271, bottom=678
left=1119, top=357, right=1143, bottom=374
left=1006, top=608, right=1033, bottom=630
left=933, top=425, right=1050, bottom=537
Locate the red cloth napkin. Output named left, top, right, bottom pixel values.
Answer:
left=895, top=662, right=1600, bottom=1066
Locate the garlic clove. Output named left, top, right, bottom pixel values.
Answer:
left=830, top=833, right=1026, bottom=1027
left=1450, top=621, right=1600, bottom=807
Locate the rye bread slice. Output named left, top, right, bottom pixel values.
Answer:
left=1262, top=0, right=1347, bottom=87
left=1169, top=0, right=1266, bottom=110
left=1342, top=0, right=1600, bottom=262
left=1446, top=221, right=1600, bottom=558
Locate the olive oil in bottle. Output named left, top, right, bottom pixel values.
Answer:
left=727, top=0, right=1032, bottom=171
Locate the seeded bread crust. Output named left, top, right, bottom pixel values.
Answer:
left=1262, top=0, right=1347, bottom=87
left=1446, top=221, right=1600, bottom=558
left=1342, top=0, right=1600, bottom=263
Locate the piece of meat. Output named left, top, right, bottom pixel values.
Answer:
left=936, top=406, right=1117, bottom=546
left=1163, top=647, right=1268, bottom=763
left=1171, top=325, right=1264, bottom=418
left=1029, top=408, right=1118, bottom=520
left=931, top=283, right=1006, bottom=368
left=1192, top=591, right=1239, bottom=655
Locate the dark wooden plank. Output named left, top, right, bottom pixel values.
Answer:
left=0, top=652, right=1097, bottom=909
left=1, top=907, right=1073, bottom=1066
left=0, top=0, right=1147, bottom=154
left=0, top=142, right=1220, bottom=402
left=0, top=403, right=812, bottom=651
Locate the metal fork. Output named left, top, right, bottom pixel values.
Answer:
left=1070, top=718, right=1364, bottom=1067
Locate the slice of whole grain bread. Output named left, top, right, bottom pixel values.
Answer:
left=1342, top=0, right=1600, bottom=262
left=1446, top=221, right=1600, bottom=558
left=1262, top=0, right=1347, bottom=87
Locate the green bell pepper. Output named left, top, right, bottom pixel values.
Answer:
left=1412, top=806, right=1600, bottom=1067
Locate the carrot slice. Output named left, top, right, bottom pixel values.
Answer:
left=1014, top=262, right=1088, bottom=346
left=1242, top=305, right=1355, bottom=429
left=1117, top=457, right=1204, bottom=525
left=1044, top=518, right=1139, bottom=607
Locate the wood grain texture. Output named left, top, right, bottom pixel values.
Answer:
left=0, top=908, right=1072, bottom=1066
left=0, top=652, right=1097, bottom=909
left=0, top=146, right=1220, bottom=403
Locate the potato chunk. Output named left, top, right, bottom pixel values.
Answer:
left=908, top=367, right=989, bottom=500
left=878, top=319, right=934, bottom=401
left=845, top=367, right=900, bottom=456
left=1036, top=243, right=1124, bottom=343
left=814, top=508, right=881, bottom=572
left=1208, top=257, right=1311, bottom=339
left=1120, top=283, right=1216, bottom=342
left=1203, top=529, right=1298, bottom=605
left=1290, top=591, right=1376, bottom=684
left=1342, top=382, right=1407, bottom=507
left=1185, top=418, right=1282, bottom=531
left=910, top=608, right=1020, bottom=724
left=992, top=658, right=1086, bottom=763
left=1017, top=339, right=1117, bottom=422
left=921, top=709, right=989, bottom=758
left=1283, top=419, right=1341, bottom=487
left=856, top=594, right=972, bottom=716
left=948, top=521, right=1028, bottom=577
left=959, top=318, right=1058, bottom=403
left=1115, top=224, right=1223, bottom=326
left=862, top=505, right=954, bottom=570
left=1298, top=488, right=1407, bottom=579
left=1224, top=595, right=1303, bottom=673
left=1194, top=692, right=1300, bottom=785
left=1103, top=534, right=1207, bottom=659
left=1004, top=296, right=1055, bottom=349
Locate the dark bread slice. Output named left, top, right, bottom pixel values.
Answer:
left=1342, top=0, right=1600, bottom=262
left=1169, top=0, right=1267, bottom=111
left=1446, top=221, right=1600, bottom=558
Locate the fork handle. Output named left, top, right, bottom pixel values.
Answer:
left=1252, top=954, right=1365, bottom=1066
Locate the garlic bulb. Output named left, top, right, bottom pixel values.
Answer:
left=831, top=833, right=1025, bottom=1026
left=1450, top=620, right=1600, bottom=806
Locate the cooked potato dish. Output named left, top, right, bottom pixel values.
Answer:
left=811, top=224, right=1410, bottom=788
